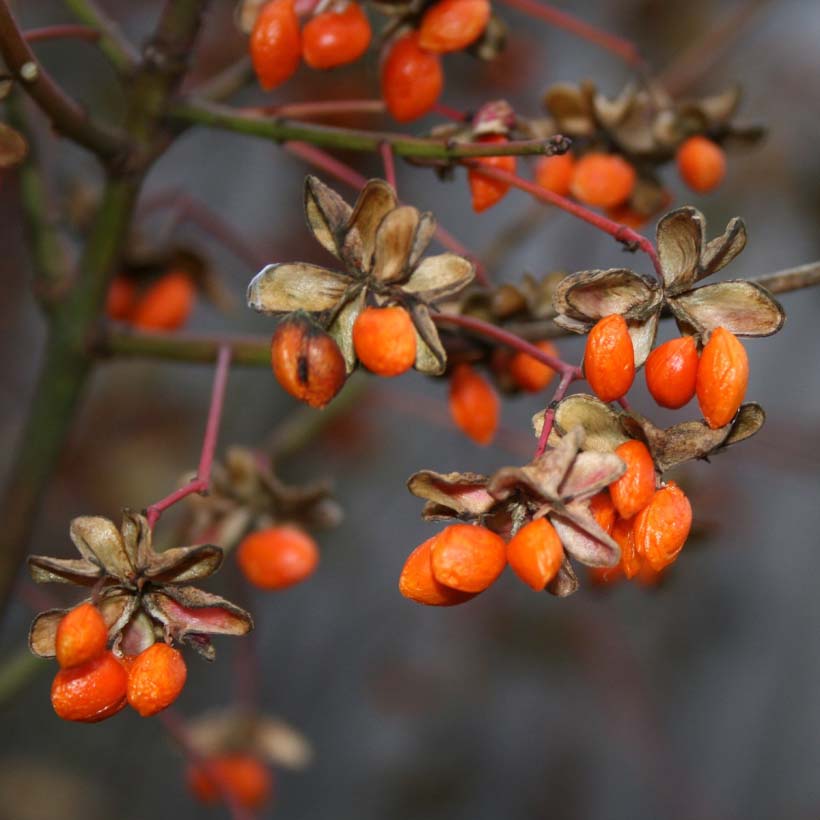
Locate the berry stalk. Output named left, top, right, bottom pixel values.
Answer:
left=22, top=25, right=99, bottom=44
left=533, top=368, right=577, bottom=458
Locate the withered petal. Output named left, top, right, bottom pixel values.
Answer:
left=247, top=263, right=350, bottom=314
left=99, top=592, right=138, bottom=638
left=551, top=504, right=620, bottom=568
left=120, top=509, right=151, bottom=568
left=117, top=610, right=157, bottom=656
left=28, top=555, right=102, bottom=586
left=144, top=544, right=224, bottom=584
left=628, top=311, right=660, bottom=368
left=344, top=178, right=398, bottom=271
left=410, top=304, right=447, bottom=375
left=29, top=608, right=67, bottom=658
left=407, top=470, right=495, bottom=517
left=699, top=217, right=747, bottom=278
left=304, top=175, right=352, bottom=259
left=553, top=268, right=659, bottom=323
left=669, top=281, right=785, bottom=338
left=546, top=556, right=579, bottom=597
left=722, top=403, right=765, bottom=449
left=70, top=515, right=134, bottom=577
left=656, top=207, right=705, bottom=294
left=402, top=254, right=474, bottom=302
left=371, top=206, right=422, bottom=283
left=328, top=287, right=366, bottom=373
left=559, top=451, right=626, bottom=501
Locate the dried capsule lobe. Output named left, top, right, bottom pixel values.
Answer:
left=505, top=518, right=564, bottom=591
left=430, top=523, right=506, bottom=593
left=609, top=440, right=656, bottom=519
left=633, top=482, right=692, bottom=572
left=584, top=314, right=635, bottom=402
left=399, top=536, right=477, bottom=606
left=696, top=326, right=749, bottom=429
left=645, top=336, right=699, bottom=409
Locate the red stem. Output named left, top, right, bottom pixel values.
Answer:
left=23, top=25, right=100, bottom=44
left=534, top=368, right=577, bottom=458
left=432, top=102, right=470, bottom=122
left=459, top=160, right=663, bottom=278
left=283, top=141, right=491, bottom=285
left=380, top=141, right=396, bottom=191
left=496, top=0, right=645, bottom=68
left=145, top=345, right=232, bottom=529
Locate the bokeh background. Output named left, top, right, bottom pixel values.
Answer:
left=1, top=0, right=819, bottom=818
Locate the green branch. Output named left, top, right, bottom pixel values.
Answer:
left=63, top=0, right=140, bottom=73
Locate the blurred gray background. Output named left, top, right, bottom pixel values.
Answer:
left=1, top=0, right=819, bottom=818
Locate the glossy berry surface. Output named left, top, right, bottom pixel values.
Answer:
left=696, top=326, right=749, bottom=428
left=468, top=134, right=515, bottom=213
left=645, top=335, right=699, bottom=409
left=55, top=602, right=108, bottom=669
left=51, top=651, right=128, bottom=723
left=677, top=135, right=726, bottom=193
left=448, top=363, right=500, bottom=445
left=430, top=524, right=507, bottom=593
left=418, top=0, right=491, bottom=53
left=570, top=153, right=636, bottom=209
left=250, top=0, right=302, bottom=90
left=302, top=2, right=371, bottom=70
left=237, top=526, right=320, bottom=590
left=399, top=536, right=477, bottom=606
left=611, top=515, right=640, bottom=580
left=381, top=32, right=443, bottom=122
left=584, top=314, right=635, bottom=402
left=126, top=642, right=187, bottom=717
left=609, top=440, right=656, bottom=520
left=633, top=482, right=692, bottom=572
left=352, top=305, right=417, bottom=376
left=505, top=517, right=563, bottom=591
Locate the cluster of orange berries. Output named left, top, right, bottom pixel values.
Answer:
left=106, top=270, right=196, bottom=331
left=584, top=315, right=749, bottom=429
left=49, top=603, right=186, bottom=722
left=236, top=525, right=319, bottom=591
left=187, top=754, right=273, bottom=810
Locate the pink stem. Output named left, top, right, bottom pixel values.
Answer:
left=534, top=368, right=577, bottom=458
left=432, top=102, right=470, bottom=122
left=145, top=345, right=232, bottom=529
left=23, top=25, right=99, bottom=44
left=459, top=160, right=663, bottom=278
left=284, top=141, right=491, bottom=285
left=380, top=141, right=396, bottom=191
left=496, top=0, right=645, bottom=68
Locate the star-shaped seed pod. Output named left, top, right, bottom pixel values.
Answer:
left=182, top=446, right=342, bottom=549
left=28, top=511, right=253, bottom=662
left=247, top=176, right=475, bottom=376
left=534, top=393, right=766, bottom=473
left=407, top=427, right=626, bottom=596
left=552, top=206, right=785, bottom=366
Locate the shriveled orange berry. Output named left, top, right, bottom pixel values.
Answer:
left=130, top=270, right=195, bottom=331
left=51, top=651, right=128, bottom=723
left=237, top=525, right=319, bottom=590
left=535, top=152, right=575, bottom=197
left=250, top=0, right=302, bottom=90
left=188, top=755, right=274, bottom=809
left=468, top=134, right=516, bottom=213
left=126, top=642, right=187, bottom=717
left=696, top=326, right=749, bottom=429
left=611, top=515, right=640, bottom=580
left=399, top=536, right=477, bottom=606
left=506, top=518, right=563, bottom=591
left=633, top=482, right=692, bottom=572
left=381, top=32, right=443, bottom=122
left=584, top=314, right=635, bottom=402
left=418, top=0, right=490, bottom=53
left=645, top=335, right=699, bottom=409
left=448, top=363, right=500, bottom=445
left=588, top=491, right=616, bottom=536
left=302, top=2, right=371, bottom=69
left=570, top=153, right=636, bottom=209
left=271, top=315, right=347, bottom=408
left=106, top=276, right=137, bottom=321
left=55, top=602, right=108, bottom=669
left=609, top=440, right=656, bottom=519
left=508, top=340, right=559, bottom=392
left=430, top=523, right=506, bottom=593
left=677, top=136, right=726, bottom=193
left=352, top=305, right=417, bottom=376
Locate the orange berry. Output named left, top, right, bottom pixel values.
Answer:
left=508, top=340, right=559, bottom=392
left=584, top=314, right=635, bottom=402
left=418, top=0, right=490, bottom=53
left=448, top=363, right=500, bottom=445
left=352, top=305, right=417, bottom=376
left=696, top=326, right=749, bottom=429
left=611, top=515, right=640, bottom=580
left=131, top=270, right=195, bottom=331
left=535, top=152, right=575, bottom=197
left=676, top=136, right=726, bottom=193
left=55, top=602, right=108, bottom=669
left=188, top=755, right=274, bottom=809
left=399, top=536, right=477, bottom=606
left=609, top=440, right=656, bottom=519
left=106, top=276, right=137, bottom=321
left=429, top=523, right=506, bottom=593
left=633, top=482, right=692, bottom=572
left=250, top=0, right=302, bottom=90
left=51, top=651, right=128, bottom=723
left=271, top=315, right=347, bottom=408
left=570, top=153, right=636, bottom=209
left=126, top=642, right=187, bottom=717
left=468, top=134, right=516, bottom=213
left=588, top=490, right=616, bottom=536
left=505, top=518, right=563, bottom=591
left=237, top=525, right=319, bottom=590
left=381, top=32, right=443, bottom=122
left=645, top=336, right=699, bottom=409
left=302, top=2, right=371, bottom=69
left=635, top=561, right=664, bottom=587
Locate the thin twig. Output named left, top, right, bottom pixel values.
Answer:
left=23, top=24, right=99, bottom=44
left=534, top=368, right=577, bottom=458
left=63, top=0, right=140, bottom=72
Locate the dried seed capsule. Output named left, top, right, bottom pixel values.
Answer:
left=55, top=602, right=108, bottom=669
left=429, top=523, right=506, bottom=593
left=399, top=536, right=476, bottom=606
left=352, top=305, right=417, bottom=376
left=271, top=314, right=347, bottom=408
left=584, top=314, right=635, bottom=402
left=570, top=153, right=636, bottom=209
left=633, top=482, right=692, bottom=572
left=611, top=515, right=640, bottom=579
left=237, top=526, right=319, bottom=590
left=188, top=755, right=274, bottom=809
left=508, top=340, right=559, bottom=392
left=126, top=642, right=187, bottom=717
left=645, top=336, right=699, bottom=409
left=418, top=0, right=490, bottom=52
left=448, top=363, right=500, bottom=446
left=381, top=32, right=443, bottom=122
left=696, top=326, right=749, bottom=429
left=676, top=136, right=726, bottom=193
left=505, top=518, right=563, bottom=591
left=250, top=0, right=302, bottom=90
left=535, top=152, right=575, bottom=197
left=609, top=440, right=656, bottom=519
left=302, top=2, right=371, bottom=70
left=51, top=651, right=128, bottom=723
left=468, top=134, right=516, bottom=213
